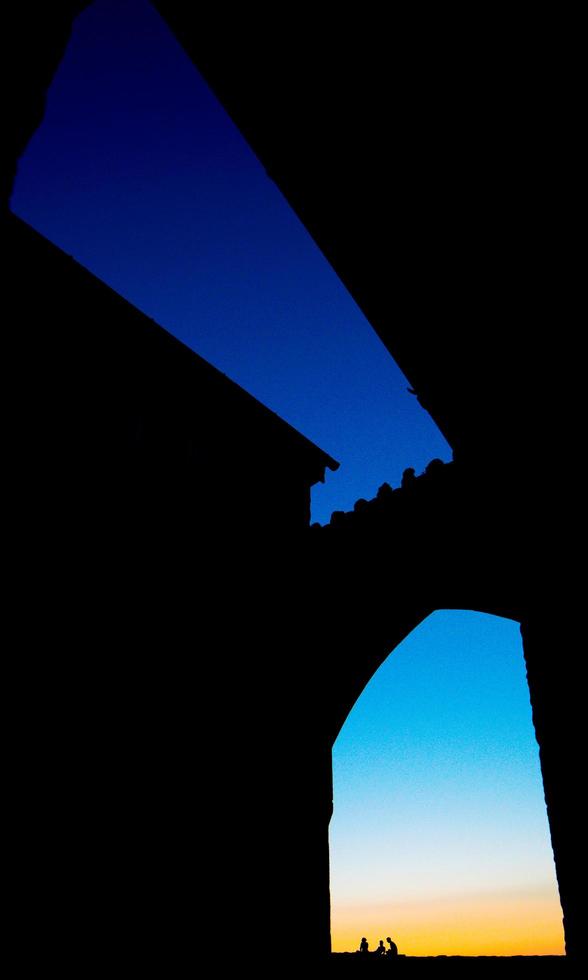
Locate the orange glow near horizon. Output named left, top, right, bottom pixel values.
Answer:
left=331, top=886, right=565, bottom=957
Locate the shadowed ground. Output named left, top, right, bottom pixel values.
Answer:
left=328, top=954, right=568, bottom=975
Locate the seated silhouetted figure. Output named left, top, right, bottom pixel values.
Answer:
left=375, top=939, right=386, bottom=956
left=386, top=936, right=398, bottom=957
left=359, top=937, right=369, bottom=955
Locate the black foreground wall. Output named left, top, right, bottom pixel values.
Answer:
left=3, top=3, right=582, bottom=968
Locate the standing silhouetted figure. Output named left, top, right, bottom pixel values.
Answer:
left=359, top=937, right=369, bottom=955
left=386, top=936, right=398, bottom=957
left=376, top=939, right=386, bottom=956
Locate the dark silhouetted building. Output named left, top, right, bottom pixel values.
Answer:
left=3, top=3, right=581, bottom=970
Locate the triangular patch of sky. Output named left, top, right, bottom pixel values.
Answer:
left=10, top=0, right=450, bottom=524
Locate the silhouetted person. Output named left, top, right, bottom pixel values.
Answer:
left=359, top=937, right=369, bottom=955
left=386, top=936, right=398, bottom=957
left=375, top=939, right=386, bottom=956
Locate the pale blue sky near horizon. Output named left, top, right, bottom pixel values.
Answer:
left=330, top=611, right=558, bottom=906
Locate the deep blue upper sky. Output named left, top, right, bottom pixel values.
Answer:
left=10, top=0, right=450, bottom=524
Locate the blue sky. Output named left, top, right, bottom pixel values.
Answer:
left=330, top=610, right=563, bottom=953
left=10, top=0, right=450, bottom=526
left=11, top=0, right=563, bottom=954
left=332, top=611, right=556, bottom=899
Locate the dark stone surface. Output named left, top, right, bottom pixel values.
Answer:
left=328, top=954, right=569, bottom=975
left=3, top=4, right=582, bottom=969
left=3, top=213, right=339, bottom=970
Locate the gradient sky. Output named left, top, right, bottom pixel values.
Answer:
left=10, top=0, right=450, bottom=526
left=11, top=0, right=563, bottom=955
left=330, top=611, right=563, bottom=955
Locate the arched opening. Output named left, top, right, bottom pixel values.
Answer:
left=329, top=610, right=564, bottom=957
